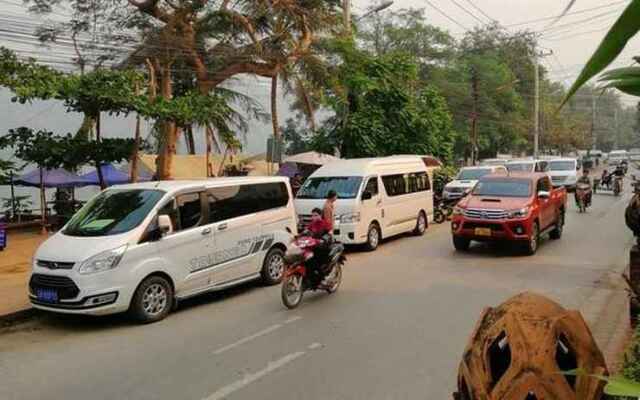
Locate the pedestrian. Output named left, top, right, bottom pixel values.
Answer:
left=291, top=173, right=303, bottom=196
left=323, top=190, right=337, bottom=231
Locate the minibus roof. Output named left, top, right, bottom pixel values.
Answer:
left=112, top=176, right=289, bottom=194
left=310, top=156, right=427, bottom=177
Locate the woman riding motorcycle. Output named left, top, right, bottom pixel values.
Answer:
left=576, top=169, right=592, bottom=207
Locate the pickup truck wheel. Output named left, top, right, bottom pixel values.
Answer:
left=524, top=222, right=540, bottom=256
left=549, top=212, right=564, bottom=240
left=453, top=235, right=470, bottom=251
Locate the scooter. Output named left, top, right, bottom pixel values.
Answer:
left=575, top=183, right=591, bottom=213
left=614, top=176, right=624, bottom=197
left=433, top=192, right=468, bottom=224
left=281, top=234, right=346, bottom=309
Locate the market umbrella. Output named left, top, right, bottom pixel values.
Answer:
left=283, top=151, right=339, bottom=166
left=15, top=168, right=92, bottom=188
left=82, top=164, right=151, bottom=186
left=276, top=162, right=299, bottom=178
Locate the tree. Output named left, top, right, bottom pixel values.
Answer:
left=281, top=118, right=311, bottom=155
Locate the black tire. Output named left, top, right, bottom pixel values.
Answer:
left=524, top=222, right=540, bottom=256
left=129, top=275, right=173, bottom=324
left=413, top=211, right=427, bottom=235
left=326, top=264, right=342, bottom=294
left=365, top=223, right=381, bottom=251
left=281, top=273, right=304, bottom=309
left=453, top=235, right=470, bottom=251
left=434, top=210, right=446, bottom=224
left=549, top=212, right=564, bottom=240
left=261, top=248, right=285, bottom=285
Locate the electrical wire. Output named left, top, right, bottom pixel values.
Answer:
left=423, top=0, right=470, bottom=31
left=448, top=0, right=486, bottom=25
left=461, top=0, right=496, bottom=23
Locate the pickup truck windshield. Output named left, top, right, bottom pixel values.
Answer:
left=63, top=189, right=164, bottom=237
left=458, top=169, right=492, bottom=180
left=297, top=177, right=363, bottom=199
left=473, top=179, right=531, bottom=197
left=549, top=161, right=575, bottom=171
left=506, top=163, right=534, bottom=173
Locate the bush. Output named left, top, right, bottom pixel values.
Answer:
left=433, top=166, right=458, bottom=195
left=624, top=325, right=640, bottom=382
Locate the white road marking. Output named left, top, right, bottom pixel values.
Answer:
left=212, top=317, right=302, bottom=355
left=213, top=324, right=283, bottom=355
left=307, top=342, right=322, bottom=350
left=203, top=351, right=306, bottom=400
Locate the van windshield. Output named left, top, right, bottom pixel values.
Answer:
left=549, top=161, right=575, bottom=171
left=506, top=163, right=534, bottom=172
left=297, top=177, right=363, bottom=199
left=63, top=189, right=164, bottom=237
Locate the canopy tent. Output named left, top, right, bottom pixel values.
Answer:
left=276, top=162, right=299, bottom=178
left=283, top=151, right=339, bottom=166
left=15, top=168, right=92, bottom=188
left=82, top=164, right=151, bottom=186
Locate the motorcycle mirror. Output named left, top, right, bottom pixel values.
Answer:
left=286, top=227, right=292, bottom=234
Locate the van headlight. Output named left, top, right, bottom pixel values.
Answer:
left=78, top=245, right=127, bottom=275
left=340, top=212, right=361, bottom=223
left=507, top=207, right=530, bottom=219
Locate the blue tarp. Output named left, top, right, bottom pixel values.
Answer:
left=82, top=164, right=151, bottom=186
left=15, top=168, right=92, bottom=188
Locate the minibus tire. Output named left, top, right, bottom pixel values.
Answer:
left=129, top=275, right=174, bottom=324
left=261, top=248, right=286, bottom=285
left=413, top=211, right=427, bottom=236
left=365, top=223, right=381, bottom=251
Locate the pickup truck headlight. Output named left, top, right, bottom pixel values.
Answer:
left=340, top=212, right=361, bottom=223
left=78, top=245, right=127, bottom=275
left=507, top=207, right=530, bottom=219
left=453, top=206, right=465, bottom=216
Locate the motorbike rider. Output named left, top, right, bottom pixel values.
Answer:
left=303, top=208, right=333, bottom=281
left=601, top=169, right=611, bottom=189
left=576, top=169, right=592, bottom=206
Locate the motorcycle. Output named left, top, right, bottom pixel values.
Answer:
left=433, top=192, right=468, bottom=224
left=614, top=175, right=624, bottom=196
left=281, top=234, right=346, bottom=309
left=575, top=182, right=591, bottom=213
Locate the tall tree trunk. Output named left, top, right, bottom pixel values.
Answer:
left=271, top=75, right=280, bottom=168
left=131, top=82, right=141, bottom=183
left=76, top=115, right=95, bottom=139
left=205, top=124, right=213, bottom=177
left=39, top=167, right=46, bottom=235
left=155, top=63, right=176, bottom=180
left=185, top=125, right=196, bottom=155
left=95, top=113, right=106, bottom=189
left=9, top=171, right=16, bottom=221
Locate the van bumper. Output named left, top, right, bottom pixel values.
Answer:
left=333, top=222, right=366, bottom=245
left=30, top=297, right=129, bottom=316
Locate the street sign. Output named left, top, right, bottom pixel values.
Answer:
left=266, top=137, right=283, bottom=163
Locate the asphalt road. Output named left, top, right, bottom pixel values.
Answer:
left=0, top=182, right=635, bottom=400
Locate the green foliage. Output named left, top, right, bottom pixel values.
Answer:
left=0, top=47, right=63, bottom=103
left=432, top=166, right=458, bottom=195
left=1, top=195, right=33, bottom=219
left=0, top=159, right=21, bottom=185
left=563, top=369, right=640, bottom=397
left=281, top=118, right=311, bottom=155
left=563, top=0, right=640, bottom=105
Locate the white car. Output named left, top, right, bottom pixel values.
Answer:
left=30, top=177, right=297, bottom=322
left=505, top=159, right=550, bottom=173
left=295, top=156, right=434, bottom=251
left=547, top=158, right=579, bottom=190
left=443, top=166, right=507, bottom=200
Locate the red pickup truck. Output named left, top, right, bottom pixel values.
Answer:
left=451, top=173, right=567, bottom=255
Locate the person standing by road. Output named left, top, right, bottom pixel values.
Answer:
left=323, top=190, right=337, bottom=232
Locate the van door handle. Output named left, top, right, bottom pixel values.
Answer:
left=201, top=228, right=212, bottom=236
left=218, top=223, right=228, bottom=231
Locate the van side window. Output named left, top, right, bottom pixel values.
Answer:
left=364, top=178, right=379, bottom=196
left=208, top=182, right=289, bottom=223
left=177, top=193, right=203, bottom=230
left=383, top=172, right=430, bottom=197
left=408, top=172, right=430, bottom=192
left=382, top=174, right=406, bottom=196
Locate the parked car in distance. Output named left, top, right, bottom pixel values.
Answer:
left=505, top=159, right=550, bottom=174
left=30, top=177, right=298, bottom=323
left=608, top=150, right=629, bottom=166
left=547, top=158, right=579, bottom=191
left=443, top=165, right=507, bottom=200
left=629, top=149, right=640, bottom=162
left=479, top=158, right=509, bottom=166
left=451, top=173, right=567, bottom=255
left=295, top=156, right=433, bottom=251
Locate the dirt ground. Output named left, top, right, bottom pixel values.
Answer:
left=0, top=230, right=48, bottom=316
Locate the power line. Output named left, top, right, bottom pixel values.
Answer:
left=423, top=0, right=470, bottom=31
left=503, top=0, right=628, bottom=28
left=448, top=0, right=486, bottom=25
left=461, top=0, right=496, bottom=23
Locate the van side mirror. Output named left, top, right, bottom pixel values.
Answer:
left=362, top=191, right=373, bottom=201
left=576, top=164, right=580, bottom=170
left=158, top=215, right=173, bottom=236
left=538, top=191, right=550, bottom=199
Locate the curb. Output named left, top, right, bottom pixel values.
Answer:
left=0, top=307, right=40, bottom=328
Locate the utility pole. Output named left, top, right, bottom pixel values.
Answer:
left=533, top=49, right=553, bottom=158
left=343, top=0, right=351, bottom=34
left=614, top=107, right=619, bottom=150
left=591, top=94, right=597, bottom=150
left=470, top=68, right=479, bottom=165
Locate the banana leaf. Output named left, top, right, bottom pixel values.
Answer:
left=600, top=66, right=640, bottom=81
left=562, top=369, right=640, bottom=397
left=561, top=0, right=640, bottom=107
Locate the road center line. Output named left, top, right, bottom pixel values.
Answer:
left=283, top=316, right=302, bottom=324
left=203, top=351, right=306, bottom=400
left=213, top=324, right=283, bottom=355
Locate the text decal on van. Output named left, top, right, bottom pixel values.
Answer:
left=188, top=234, right=275, bottom=273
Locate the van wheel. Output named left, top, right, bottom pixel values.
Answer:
left=414, top=211, right=427, bottom=236
left=129, top=275, right=173, bottom=324
left=365, top=223, right=381, bottom=251
left=261, top=248, right=285, bottom=285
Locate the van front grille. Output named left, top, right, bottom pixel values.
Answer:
left=29, top=274, right=80, bottom=299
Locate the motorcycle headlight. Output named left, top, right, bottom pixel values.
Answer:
left=453, top=206, right=465, bottom=216
left=507, top=207, right=530, bottom=219
left=78, top=245, right=127, bottom=275
left=340, top=212, right=361, bottom=223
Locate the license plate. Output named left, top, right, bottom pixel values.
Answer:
left=37, top=288, right=58, bottom=303
left=475, top=228, right=492, bottom=237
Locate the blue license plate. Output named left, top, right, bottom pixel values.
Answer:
left=37, top=288, right=58, bottom=303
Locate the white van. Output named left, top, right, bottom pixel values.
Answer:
left=548, top=158, right=579, bottom=190
left=443, top=165, right=507, bottom=200
left=295, top=156, right=433, bottom=251
left=29, top=177, right=297, bottom=322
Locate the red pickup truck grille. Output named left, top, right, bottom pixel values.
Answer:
left=463, top=208, right=508, bottom=220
